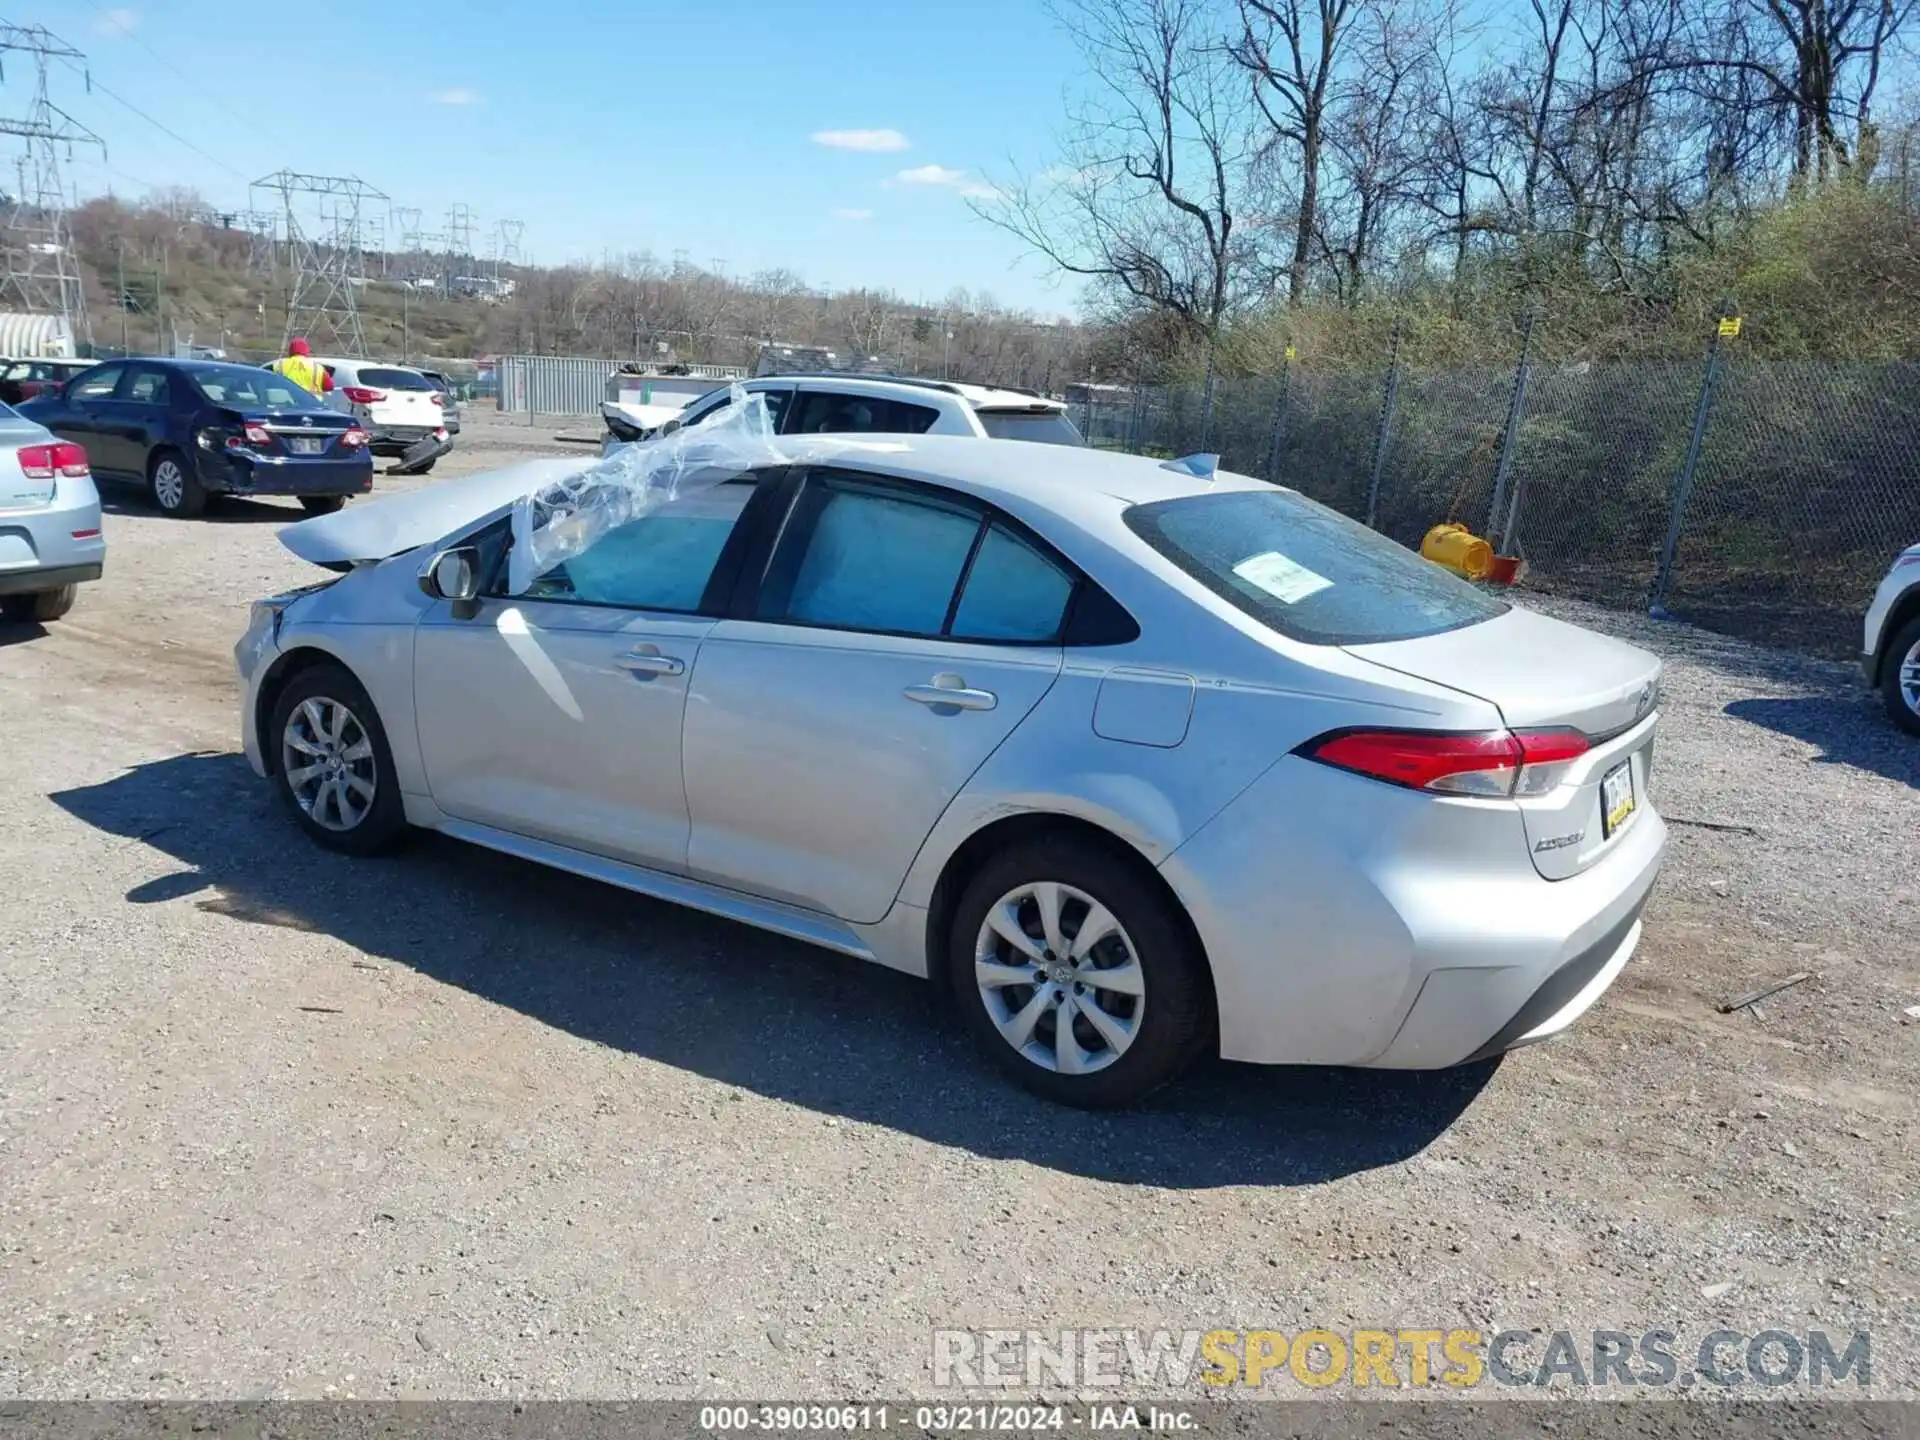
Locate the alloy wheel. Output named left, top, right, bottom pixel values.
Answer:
left=1901, top=638, right=1920, bottom=717
left=281, top=696, right=378, bottom=832
left=153, top=459, right=186, bottom=511
left=974, top=880, right=1146, bottom=1075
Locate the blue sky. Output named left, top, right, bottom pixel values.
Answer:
left=8, top=0, right=1090, bottom=315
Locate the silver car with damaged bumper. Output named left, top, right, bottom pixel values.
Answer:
left=0, top=407, right=104, bottom=623
left=235, top=418, right=1665, bottom=1107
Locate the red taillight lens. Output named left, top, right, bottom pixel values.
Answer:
left=1301, top=727, right=1589, bottom=798
left=428, top=392, right=446, bottom=407
left=18, top=441, right=91, bottom=480
left=341, top=426, right=369, bottom=449
left=243, top=423, right=273, bottom=446
left=342, top=385, right=385, bottom=404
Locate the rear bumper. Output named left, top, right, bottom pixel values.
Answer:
left=0, top=560, right=102, bottom=595
left=368, top=425, right=444, bottom=455
left=0, top=479, right=106, bottom=592
left=201, top=451, right=374, bottom=497
left=1159, top=754, right=1667, bottom=1068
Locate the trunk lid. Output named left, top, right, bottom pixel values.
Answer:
left=1346, top=605, right=1662, bottom=879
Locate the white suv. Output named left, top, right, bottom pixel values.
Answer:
left=1863, top=544, right=1920, bottom=734
left=316, top=358, right=452, bottom=472
left=600, top=374, right=1084, bottom=452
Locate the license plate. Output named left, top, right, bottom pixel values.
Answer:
left=1601, top=760, right=1636, bottom=837
left=289, top=436, right=324, bottom=455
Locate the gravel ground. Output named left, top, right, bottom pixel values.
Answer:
left=0, top=410, right=1914, bottom=1402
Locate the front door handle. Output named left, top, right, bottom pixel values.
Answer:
left=613, top=646, right=685, bottom=677
left=904, top=673, right=997, bottom=711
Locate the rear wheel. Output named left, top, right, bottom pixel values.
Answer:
left=1881, top=616, right=1920, bottom=736
left=148, top=448, right=206, bottom=518
left=0, top=583, right=76, bottom=622
left=298, top=495, right=347, bottom=515
left=949, top=833, right=1209, bottom=1108
left=268, top=663, right=408, bottom=855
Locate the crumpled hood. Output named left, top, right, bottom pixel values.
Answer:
left=278, top=456, right=596, bottom=566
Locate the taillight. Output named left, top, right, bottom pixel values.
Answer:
left=18, top=441, right=91, bottom=479
left=342, top=385, right=386, bottom=404
left=341, top=426, right=369, bottom=449
left=1300, top=727, right=1590, bottom=798
left=428, top=392, right=446, bottom=407
left=243, top=423, right=273, bottom=446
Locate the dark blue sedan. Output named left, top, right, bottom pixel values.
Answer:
left=20, top=357, right=374, bottom=518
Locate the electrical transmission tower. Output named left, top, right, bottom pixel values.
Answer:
left=444, top=202, right=476, bottom=295
left=252, top=170, right=388, bottom=356
left=0, top=24, right=104, bottom=348
left=489, top=218, right=524, bottom=282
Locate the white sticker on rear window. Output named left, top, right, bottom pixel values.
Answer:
left=1232, top=550, right=1332, bottom=604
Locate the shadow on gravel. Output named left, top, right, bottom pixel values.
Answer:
left=53, top=751, right=1495, bottom=1188
left=1725, top=696, right=1919, bottom=788
left=99, top=492, right=300, bottom=523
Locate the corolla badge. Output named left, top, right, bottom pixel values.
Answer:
left=1636, top=681, right=1655, bottom=715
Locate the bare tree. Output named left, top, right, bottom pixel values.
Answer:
left=975, top=0, right=1259, bottom=344
left=1231, top=0, right=1362, bottom=305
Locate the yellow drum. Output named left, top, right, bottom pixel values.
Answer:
left=1420, top=523, right=1494, bottom=580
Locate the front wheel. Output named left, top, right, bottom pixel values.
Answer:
left=149, top=449, right=206, bottom=518
left=0, top=583, right=76, bottom=622
left=1881, top=616, right=1920, bottom=736
left=949, top=834, right=1210, bottom=1108
left=298, top=495, right=347, bottom=515
left=268, top=663, right=409, bottom=855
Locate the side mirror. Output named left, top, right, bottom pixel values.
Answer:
left=419, top=546, right=481, bottom=618
left=657, top=418, right=682, bottom=436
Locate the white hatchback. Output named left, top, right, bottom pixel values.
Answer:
left=316, top=358, right=451, bottom=464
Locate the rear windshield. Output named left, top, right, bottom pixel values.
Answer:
left=976, top=409, right=1086, bottom=446
left=185, top=365, right=315, bottom=409
left=1125, top=488, right=1508, bottom=645
left=358, top=368, right=436, bottom=390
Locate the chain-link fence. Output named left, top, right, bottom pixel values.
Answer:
left=1074, top=340, right=1920, bottom=658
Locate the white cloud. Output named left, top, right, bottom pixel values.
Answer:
left=895, top=164, right=967, bottom=187
left=812, top=129, right=910, bottom=153
left=832, top=208, right=875, bottom=220
left=93, top=7, right=139, bottom=36
left=958, top=182, right=1004, bottom=202
left=428, top=87, right=484, bottom=106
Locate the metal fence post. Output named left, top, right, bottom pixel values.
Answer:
left=1364, top=320, right=1405, bottom=529
left=1649, top=308, right=1738, bottom=616
left=1263, top=344, right=1295, bottom=484
left=1488, top=309, right=1536, bottom=547
left=1197, top=339, right=1219, bottom=453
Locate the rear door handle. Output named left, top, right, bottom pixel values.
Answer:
left=904, top=674, right=997, bottom=711
left=613, top=646, right=685, bottom=677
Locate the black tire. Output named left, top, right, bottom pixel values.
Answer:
left=148, top=448, right=206, bottom=518
left=948, top=832, right=1209, bottom=1108
left=1880, top=615, right=1920, bottom=736
left=1, top=583, right=76, bottom=622
left=268, top=662, right=409, bottom=856
left=298, top=495, right=347, bottom=515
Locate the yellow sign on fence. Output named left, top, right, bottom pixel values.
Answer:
left=1717, top=316, right=1742, bottom=337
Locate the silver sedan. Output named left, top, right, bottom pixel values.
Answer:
left=0, top=407, right=104, bottom=623
left=236, top=430, right=1665, bottom=1107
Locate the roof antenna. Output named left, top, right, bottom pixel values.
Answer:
left=1161, top=453, right=1219, bottom=482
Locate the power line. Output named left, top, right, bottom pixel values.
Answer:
left=70, top=0, right=304, bottom=153
left=49, top=53, right=249, bottom=181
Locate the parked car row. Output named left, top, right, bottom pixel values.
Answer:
left=601, top=374, right=1086, bottom=452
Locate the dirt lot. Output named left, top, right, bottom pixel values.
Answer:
left=1, top=409, right=1915, bottom=1401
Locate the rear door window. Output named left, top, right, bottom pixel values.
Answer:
left=949, top=524, right=1075, bottom=641
left=1126, top=488, right=1508, bottom=645
left=125, top=367, right=172, bottom=405
left=789, top=391, right=939, bottom=436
